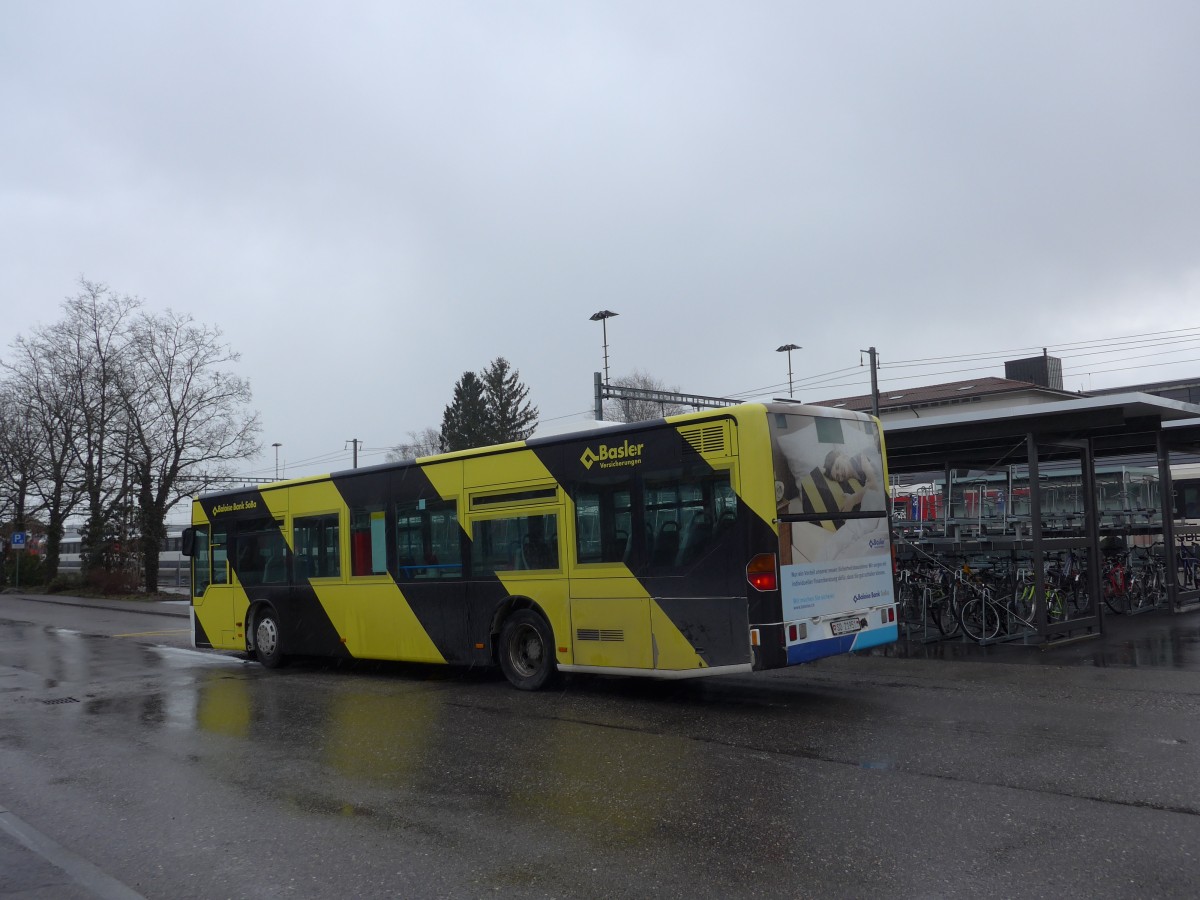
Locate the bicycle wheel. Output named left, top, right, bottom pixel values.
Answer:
left=1102, top=583, right=1127, bottom=615
left=1070, top=578, right=1091, bottom=615
left=935, top=593, right=961, bottom=637
left=1127, top=578, right=1148, bottom=611
left=1011, top=587, right=1035, bottom=622
left=898, top=584, right=919, bottom=625
left=959, top=597, right=1001, bottom=642
left=1046, top=589, right=1066, bottom=623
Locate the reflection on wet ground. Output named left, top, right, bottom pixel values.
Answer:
left=876, top=605, right=1200, bottom=670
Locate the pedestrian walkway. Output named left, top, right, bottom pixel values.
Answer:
left=881, top=604, right=1200, bottom=671
left=9, top=590, right=1200, bottom=672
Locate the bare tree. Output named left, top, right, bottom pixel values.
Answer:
left=387, top=427, right=443, bottom=462
left=606, top=369, right=687, bottom=423
left=4, top=327, right=87, bottom=579
left=56, top=279, right=140, bottom=578
left=0, top=384, right=39, bottom=545
left=122, top=309, right=261, bottom=592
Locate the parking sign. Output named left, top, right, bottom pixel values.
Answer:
left=10, top=532, right=26, bottom=549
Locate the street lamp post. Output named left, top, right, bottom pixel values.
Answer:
left=590, top=310, right=618, bottom=385
left=272, top=442, right=282, bottom=480
left=776, top=343, right=801, bottom=399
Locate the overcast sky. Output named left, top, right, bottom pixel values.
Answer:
left=4, top=1, right=1200, bottom=491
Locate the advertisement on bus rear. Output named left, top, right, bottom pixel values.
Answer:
left=771, top=412, right=893, bottom=619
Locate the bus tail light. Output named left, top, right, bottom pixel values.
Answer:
left=746, top=553, right=778, bottom=592
left=882, top=607, right=895, bottom=625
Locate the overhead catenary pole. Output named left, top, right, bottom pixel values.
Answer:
left=347, top=438, right=360, bottom=469
left=589, top=310, right=618, bottom=386
left=861, top=346, right=880, bottom=418
left=776, top=343, right=801, bottom=399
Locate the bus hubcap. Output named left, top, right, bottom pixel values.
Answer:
left=511, top=625, right=542, bottom=675
left=257, top=617, right=278, bottom=656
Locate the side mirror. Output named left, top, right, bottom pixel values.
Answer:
left=181, top=527, right=196, bottom=557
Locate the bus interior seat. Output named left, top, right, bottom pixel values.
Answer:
left=650, top=520, right=680, bottom=566
left=263, top=554, right=286, bottom=584
left=714, top=511, right=736, bottom=539
left=615, top=529, right=630, bottom=564
left=676, top=513, right=713, bottom=566
left=522, top=535, right=553, bottom=570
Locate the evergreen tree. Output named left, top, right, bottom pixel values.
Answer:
left=482, top=357, right=539, bottom=443
left=440, top=371, right=491, bottom=451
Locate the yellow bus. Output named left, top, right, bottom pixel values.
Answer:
left=182, top=402, right=897, bottom=689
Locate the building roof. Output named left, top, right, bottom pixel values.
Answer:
left=882, top=391, right=1200, bottom=473
left=812, top=376, right=1079, bottom=415
left=1089, top=377, right=1200, bottom=395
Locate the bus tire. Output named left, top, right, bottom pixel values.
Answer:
left=498, top=609, right=558, bottom=691
left=253, top=606, right=286, bottom=669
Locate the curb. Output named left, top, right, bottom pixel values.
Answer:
left=2, top=593, right=190, bottom=619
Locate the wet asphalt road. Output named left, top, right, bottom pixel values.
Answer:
left=2, top=593, right=1199, bottom=899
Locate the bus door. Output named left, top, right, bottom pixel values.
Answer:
left=393, top=497, right=469, bottom=664
left=569, top=480, right=654, bottom=670
left=641, top=466, right=750, bottom=671
left=189, top=520, right=236, bottom=649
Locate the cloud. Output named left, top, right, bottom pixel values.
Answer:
left=2, top=0, right=1199, bottom=485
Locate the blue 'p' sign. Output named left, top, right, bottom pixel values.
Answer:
left=10, top=532, right=26, bottom=549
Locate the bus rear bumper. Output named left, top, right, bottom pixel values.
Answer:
left=785, top=621, right=898, bottom=665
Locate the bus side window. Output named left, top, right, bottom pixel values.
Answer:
left=211, top=528, right=228, bottom=585
left=573, top=482, right=632, bottom=565
left=641, top=469, right=735, bottom=571
left=350, top=506, right=387, bottom=576
left=396, top=498, right=463, bottom=580
left=474, top=514, right=559, bottom=575
left=294, top=514, right=341, bottom=579
left=192, top=526, right=211, bottom=596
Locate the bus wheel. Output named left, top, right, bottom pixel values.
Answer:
left=254, top=607, right=286, bottom=669
left=498, top=610, right=558, bottom=691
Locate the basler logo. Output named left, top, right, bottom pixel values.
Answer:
left=580, top=439, right=645, bottom=470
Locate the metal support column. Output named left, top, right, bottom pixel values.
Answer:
left=1027, top=433, right=1047, bottom=636
left=1080, top=437, right=1105, bottom=634
left=1157, top=429, right=1181, bottom=612
left=944, top=463, right=953, bottom=538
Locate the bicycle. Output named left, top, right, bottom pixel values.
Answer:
left=1101, top=551, right=1131, bottom=615
left=1134, top=545, right=1168, bottom=608
left=958, top=580, right=1002, bottom=642
left=960, top=565, right=1064, bottom=642
left=1011, top=567, right=1067, bottom=625
left=897, top=563, right=959, bottom=638
left=1176, top=536, right=1200, bottom=592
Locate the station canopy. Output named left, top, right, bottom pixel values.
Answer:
left=881, top=392, right=1200, bottom=473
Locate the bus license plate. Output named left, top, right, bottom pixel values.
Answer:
left=831, top=617, right=863, bottom=636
